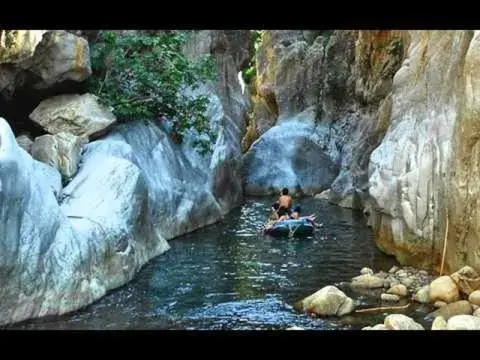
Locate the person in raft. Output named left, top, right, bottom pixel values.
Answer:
left=277, top=188, right=293, bottom=216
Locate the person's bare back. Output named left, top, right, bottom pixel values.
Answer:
left=278, top=188, right=292, bottom=211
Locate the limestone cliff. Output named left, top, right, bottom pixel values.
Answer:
left=242, top=30, right=406, bottom=204
left=367, top=31, right=480, bottom=273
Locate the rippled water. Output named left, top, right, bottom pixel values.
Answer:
left=11, top=197, right=423, bottom=330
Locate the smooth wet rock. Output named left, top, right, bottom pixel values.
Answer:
left=450, top=266, right=480, bottom=295
left=387, top=284, right=408, bottom=297
left=381, top=293, right=400, bottom=302
left=29, top=93, right=117, bottom=139
left=16, top=135, right=33, bottom=153
left=446, top=315, right=480, bottom=330
left=468, top=290, right=480, bottom=306
left=301, top=285, right=355, bottom=316
left=384, top=314, right=424, bottom=330
left=431, top=316, right=447, bottom=330
left=243, top=121, right=339, bottom=196
left=434, top=301, right=447, bottom=308
left=414, top=285, right=431, bottom=304
left=360, top=267, right=374, bottom=275
left=389, top=266, right=399, bottom=274
left=430, top=300, right=472, bottom=321
left=351, top=274, right=385, bottom=289
left=429, top=276, right=460, bottom=303
left=31, top=132, right=88, bottom=179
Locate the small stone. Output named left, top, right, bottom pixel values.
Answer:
left=387, top=284, right=408, bottom=297
left=468, top=290, right=480, bottom=306
left=351, top=274, right=385, bottom=289
left=474, top=309, right=480, bottom=317
left=375, top=271, right=389, bottom=279
left=396, top=270, right=407, bottom=278
left=389, top=266, right=399, bottom=274
left=472, top=304, right=479, bottom=311
left=381, top=293, right=400, bottom=302
left=414, top=285, right=430, bottom=304
left=434, top=301, right=447, bottom=308
left=419, top=270, right=429, bottom=276
left=401, top=278, right=414, bottom=288
left=431, top=316, right=447, bottom=330
left=360, top=267, right=374, bottom=276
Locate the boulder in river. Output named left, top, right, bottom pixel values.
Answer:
left=383, top=314, right=424, bottom=330
left=429, top=300, right=472, bottom=321
left=300, top=285, right=355, bottom=316
left=446, top=315, right=480, bottom=330
left=429, top=276, right=460, bottom=304
left=350, top=274, right=385, bottom=289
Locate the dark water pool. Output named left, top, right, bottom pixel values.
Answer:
left=12, top=197, right=419, bottom=330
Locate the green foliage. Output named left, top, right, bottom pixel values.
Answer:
left=87, top=30, right=217, bottom=155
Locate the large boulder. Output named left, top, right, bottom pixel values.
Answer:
left=383, top=314, right=424, bottom=330
left=0, top=30, right=90, bottom=100
left=430, top=300, right=473, bottom=321
left=16, top=134, right=33, bottom=153
left=20, top=30, right=91, bottom=89
left=446, top=315, right=480, bottom=330
left=429, top=276, right=460, bottom=304
left=300, top=285, right=355, bottom=316
left=0, top=30, right=47, bottom=64
left=450, top=266, right=480, bottom=295
left=31, top=132, right=88, bottom=179
left=29, top=93, right=117, bottom=139
left=242, top=120, right=339, bottom=195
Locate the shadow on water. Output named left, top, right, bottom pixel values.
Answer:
left=11, top=197, right=402, bottom=330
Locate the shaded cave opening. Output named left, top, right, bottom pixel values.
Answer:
left=0, top=79, right=87, bottom=139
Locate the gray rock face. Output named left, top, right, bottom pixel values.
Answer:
left=243, top=30, right=406, bottom=203
left=0, top=30, right=90, bottom=100
left=29, top=93, right=117, bottom=139
left=20, top=30, right=91, bottom=89
left=0, top=30, right=250, bottom=326
left=243, top=120, right=339, bottom=195
left=31, top=132, right=88, bottom=179
left=15, top=134, right=33, bottom=153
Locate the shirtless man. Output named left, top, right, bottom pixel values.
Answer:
left=278, top=188, right=293, bottom=215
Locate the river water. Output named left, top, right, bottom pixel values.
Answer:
left=12, top=197, right=434, bottom=330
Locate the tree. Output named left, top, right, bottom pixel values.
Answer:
left=87, top=30, right=217, bottom=155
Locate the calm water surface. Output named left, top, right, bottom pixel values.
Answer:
left=13, top=197, right=435, bottom=330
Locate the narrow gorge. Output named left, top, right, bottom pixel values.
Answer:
left=1, top=29, right=480, bottom=329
